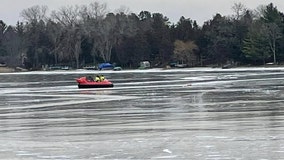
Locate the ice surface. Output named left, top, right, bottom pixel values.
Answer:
left=0, top=67, right=284, bottom=159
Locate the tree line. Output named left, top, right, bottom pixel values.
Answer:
left=0, top=2, right=284, bottom=70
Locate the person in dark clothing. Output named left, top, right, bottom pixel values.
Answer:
left=86, top=75, right=94, bottom=81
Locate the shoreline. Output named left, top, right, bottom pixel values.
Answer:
left=2, top=65, right=284, bottom=73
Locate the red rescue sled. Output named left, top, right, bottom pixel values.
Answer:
left=76, top=76, right=114, bottom=88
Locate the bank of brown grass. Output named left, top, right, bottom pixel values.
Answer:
left=0, top=67, right=15, bottom=73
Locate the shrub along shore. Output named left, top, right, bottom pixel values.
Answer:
left=0, top=67, right=29, bottom=73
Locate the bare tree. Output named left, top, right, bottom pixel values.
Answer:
left=95, top=13, right=138, bottom=62
left=46, top=20, right=62, bottom=64
left=231, top=2, right=247, bottom=20
left=254, top=5, right=266, bottom=19
left=79, top=2, right=108, bottom=21
left=115, top=6, right=131, bottom=15
left=263, top=23, right=282, bottom=64
left=20, top=5, right=48, bottom=23
left=77, top=2, right=109, bottom=64
left=51, top=5, right=80, bottom=27
left=96, top=13, right=117, bottom=62
left=19, top=6, right=49, bottom=69
left=51, top=5, right=82, bottom=68
left=174, top=40, right=199, bottom=66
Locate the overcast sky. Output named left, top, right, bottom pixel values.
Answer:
left=1, top=0, right=283, bottom=26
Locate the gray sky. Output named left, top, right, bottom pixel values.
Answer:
left=1, top=0, right=283, bottom=26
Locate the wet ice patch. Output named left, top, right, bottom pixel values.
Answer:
left=153, top=155, right=178, bottom=159
left=2, top=94, right=139, bottom=110
left=163, top=149, right=172, bottom=154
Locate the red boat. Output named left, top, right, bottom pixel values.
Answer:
left=76, top=76, right=114, bottom=88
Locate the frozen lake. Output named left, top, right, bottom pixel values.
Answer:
left=0, top=67, right=284, bottom=159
